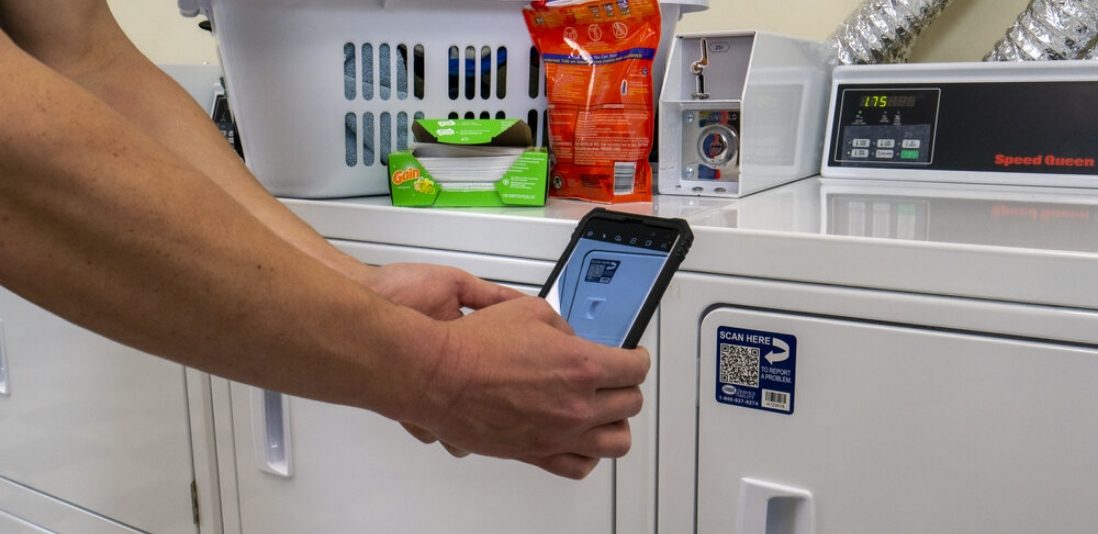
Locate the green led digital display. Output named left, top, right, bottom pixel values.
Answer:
left=859, top=94, right=918, bottom=108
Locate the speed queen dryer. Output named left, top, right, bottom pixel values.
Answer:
left=657, top=177, right=1098, bottom=534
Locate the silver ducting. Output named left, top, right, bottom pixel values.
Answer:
left=985, top=0, right=1098, bottom=61
left=828, top=0, right=955, bottom=65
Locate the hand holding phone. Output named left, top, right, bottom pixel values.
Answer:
left=540, top=208, right=693, bottom=349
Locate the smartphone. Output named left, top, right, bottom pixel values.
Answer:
left=540, top=208, right=693, bottom=349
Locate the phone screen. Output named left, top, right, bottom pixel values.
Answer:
left=544, top=217, right=680, bottom=347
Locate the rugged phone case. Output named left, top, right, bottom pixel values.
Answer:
left=540, top=208, right=694, bottom=349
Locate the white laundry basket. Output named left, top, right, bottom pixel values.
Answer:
left=180, top=0, right=707, bottom=198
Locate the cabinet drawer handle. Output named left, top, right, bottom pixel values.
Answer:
left=251, top=388, right=292, bottom=477
left=0, top=320, right=9, bottom=397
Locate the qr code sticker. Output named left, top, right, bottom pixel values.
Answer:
left=719, top=343, right=760, bottom=388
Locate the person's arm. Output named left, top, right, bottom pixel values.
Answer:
left=0, top=0, right=525, bottom=454
left=0, top=29, right=418, bottom=419
left=6, top=1, right=526, bottom=336
left=0, top=0, right=372, bottom=280
left=0, top=24, right=647, bottom=479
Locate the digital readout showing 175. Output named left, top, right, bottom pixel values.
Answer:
left=859, top=94, right=917, bottom=108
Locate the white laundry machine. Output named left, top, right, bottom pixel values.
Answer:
left=0, top=289, right=199, bottom=534
left=658, top=177, right=1098, bottom=533
left=213, top=195, right=732, bottom=534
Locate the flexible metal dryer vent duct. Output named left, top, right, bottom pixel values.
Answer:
left=828, top=0, right=955, bottom=65
left=985, top=0, right=1098, bottom=61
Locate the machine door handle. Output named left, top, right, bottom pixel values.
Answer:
left=0, top=320, right=8, bottom=397
left=736, top=478, right=815, bottom=534
left=251, top=388, right=292, bottom=477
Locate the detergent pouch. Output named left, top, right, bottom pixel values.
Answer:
left=524, top=0, right=661, bottom=203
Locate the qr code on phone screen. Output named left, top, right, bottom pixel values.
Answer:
left=719, top=343, right=760, bottom=388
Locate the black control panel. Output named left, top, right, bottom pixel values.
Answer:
left=827, top=81, right=1098, bottom=175
left=833, top=87, right=939, bottom=166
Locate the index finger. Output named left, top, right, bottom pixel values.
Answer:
left=457, top=277, right=526, bottom=310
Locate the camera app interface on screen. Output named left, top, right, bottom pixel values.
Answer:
left=545, top=218, right=677, bottom=347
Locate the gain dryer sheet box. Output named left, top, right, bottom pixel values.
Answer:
left=388, top=119, right=549, bottom=207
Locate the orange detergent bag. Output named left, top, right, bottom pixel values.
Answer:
left=524, top=0, right=661, bottom=203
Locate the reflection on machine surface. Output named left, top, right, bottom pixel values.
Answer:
left=821, top=178, right=1098, bottom=253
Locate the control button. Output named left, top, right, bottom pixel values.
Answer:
left=900, top=149, right=920, bottom=160
left=852, top=138, right=871, bottom=148
left=851, top=148, right=870, bottom=158
left=877, top=139, right=895, bottom=148
left=875, top=149, right=894, bottom=159
left=902, top=139, right=921, bottom=149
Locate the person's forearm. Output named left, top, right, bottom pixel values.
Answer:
left=0, top=39, right=432, bottom=421
left=57, top=18, right=370, bottom=281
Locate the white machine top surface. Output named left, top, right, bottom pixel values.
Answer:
left=284, top=177, right=1098, bottom=310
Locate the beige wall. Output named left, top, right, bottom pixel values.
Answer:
left=107, top=0, right=219, bottom=64
left=111, top=0, right=1032, bottom=65
left=675, top=0, right=1032, bottom=62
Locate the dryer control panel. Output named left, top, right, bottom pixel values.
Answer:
left=831, top=87, right=939, bottom=166
left=822, top=61, right=1098, bottom=187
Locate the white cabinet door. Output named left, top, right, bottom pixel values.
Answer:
left=0, top=510, right=48, bottom=534
left=0, top=290, right=197, bottom=534
left=695, top=306, right=1098, bottom=534
left=229, top=383, right=615, bottom=533
left=219, top=241, right=658, bottom=533
left=0, top=477, right=142, bottom=534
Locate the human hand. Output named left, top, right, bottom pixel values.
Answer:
left=403, top=296, right=650, bottom=479
left=358, top=263, right=523, bottom=455
left=359, top=263, right=523, bottom=320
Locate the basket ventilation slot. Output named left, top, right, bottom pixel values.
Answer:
left=344, top=111, right=419, bottom=168
left=448, top=45, right=515, bottom=101
left=345, top=41, right=422, bottom=102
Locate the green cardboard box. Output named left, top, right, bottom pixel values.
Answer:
left=388, top=119, right=548, bottom=207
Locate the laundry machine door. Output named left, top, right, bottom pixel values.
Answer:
left=695, top=305, right=1098, bottom=534
left=0, top=477, right=142, bottom=533
left=0, top=290, right=197, bottom=534
left=0, top=511, right=44, bottom=534
left=220, top=241, right=659, bottom=534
